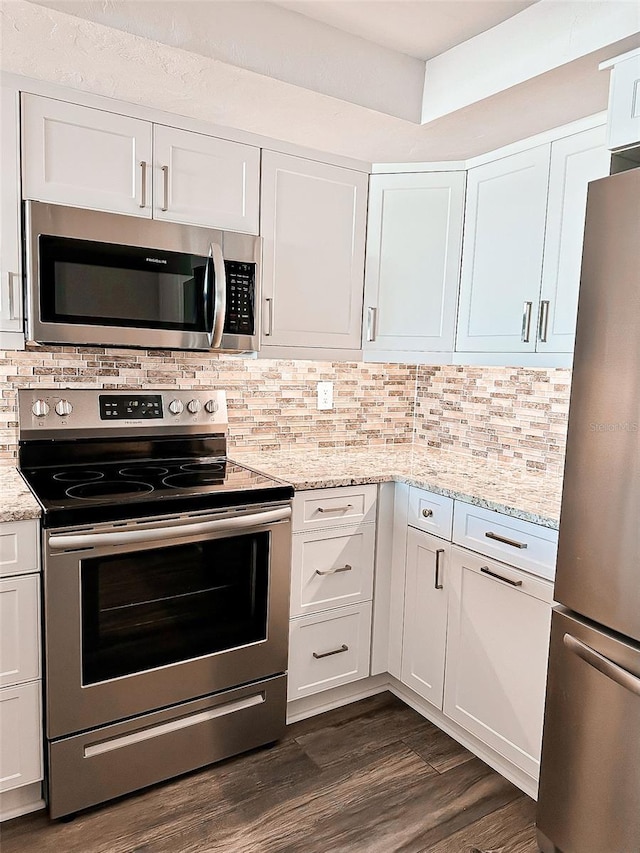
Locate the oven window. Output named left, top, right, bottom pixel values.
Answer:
left=81, top=532, right=269, bottom=684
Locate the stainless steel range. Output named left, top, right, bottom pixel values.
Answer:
left=18, top=389, right=294, bottom=819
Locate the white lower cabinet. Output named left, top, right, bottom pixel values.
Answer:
left=400, top=528, right=449, bottom=708
left=0, top=682, right=42, bottom=793
left=443, top=546, right=553, bottom=779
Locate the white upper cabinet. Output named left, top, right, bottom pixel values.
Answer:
left=363, top=172, right=465, bottom=358
left=603, top=48, right=640, bottom=151
left=21, top=94, right=260, bottom=232
left=456, top=145, right=551, bottom=353
left=260, top=151, right=368, bottom=351
left=538, top=126, right=610, bottom=353
left=0, top=83, right=24, bottom=345
left=22, top=94, right=153, bottom=218
left=152, top=125, right=259, bottom=233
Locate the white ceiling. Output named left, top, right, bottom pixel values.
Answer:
left=272, top=0, right=539, bottom=60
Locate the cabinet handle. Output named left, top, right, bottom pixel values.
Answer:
left=139, top=161, right=147, bottom=208
left=538, top=300, right=550, bottom=343
left=480, top=565, right=523, bottom=586
left=315, top=564, right=352, bottom=576
left=422, top=508, right=433, bottom=518
left=161, top=165, right=169, bottom=211
left=521, top=301, right=533, bottom=342
left=434, top=548, right=445, bottom=590
left=7, top=271, right=21, bottom=321
left=313, top=644, right=348, bottom=660
left=366, top=306, right=377, bottom=342
left=317, top=504, right=353, bottom=514
left=485, top=531, right=528, bottom=549
left=264, top=297, right=273, bottom=336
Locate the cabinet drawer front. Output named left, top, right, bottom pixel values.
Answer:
left=0, top=681, right=43, bottom=793
left=290, top=525, right=375, bottom=617
left=408, top=487, right=453, bottom=539
left=0, top=520, right=39, bottom=578
left=444, top=548, right=553, bottom=779
left=293, top=485, right=377, bottom=532
left=0, top=574, right=40, bottom=688
left=452, top=502, right=558, bottom=579
left=288, top=603, right=372, bottom=701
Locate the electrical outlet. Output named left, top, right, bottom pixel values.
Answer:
left=317, top=381, right=333, bottom=410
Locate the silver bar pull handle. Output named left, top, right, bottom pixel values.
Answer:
left=564, top=634, right=640, bottom=697
left=538, top=299, right=550, bottom=342
left=161, top=164, right=169, bottom=211
left=7, top=271, right=20, bottom=321
left=434, top=548, right=445, bottom=590
left=264, top=297, right=273, bottom=336
left=485, top=531, right=528, bottom=549
left=313, top=644, right=348, bottom=660
left=317, top=504, right=353, bottom=514
left=139, top=160, right=147, bottom=208
left=480, top=565, right=523, bottom=586
left=315, top=564, right=352, bottom=577
left=521, top=301, right=533, bottom=342
left=366, top=306, right=377, bottom=342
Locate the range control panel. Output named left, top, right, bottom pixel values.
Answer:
left=18, top=389, right=229, bottom=438
left=224, top=260, right=255, bottom=335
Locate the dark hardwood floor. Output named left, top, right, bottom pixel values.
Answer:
left=1, top=692, right=539, bottom=853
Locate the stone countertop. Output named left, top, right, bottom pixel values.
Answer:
left=232, top=445, right=562, bottom=529
left=0, top=466, right=42, bottom=523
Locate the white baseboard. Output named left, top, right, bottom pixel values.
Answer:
left=0, top=782, right=45, bottom=822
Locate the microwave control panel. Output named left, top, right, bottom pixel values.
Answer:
left=224, top=261, right=255, bottom=335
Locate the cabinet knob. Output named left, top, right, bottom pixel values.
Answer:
left=422, top=508, right=433, bottom=518
left=187, top=399, right=201, bottom=414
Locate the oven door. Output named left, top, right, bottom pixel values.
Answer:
left=44, top=503, right=291, bottom=739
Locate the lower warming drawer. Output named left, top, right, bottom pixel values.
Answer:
left=48, top=674, right=287, bottom=818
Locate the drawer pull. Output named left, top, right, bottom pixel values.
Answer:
left=315, top=564, right=352, bottom=576
left=480, top=566, right=523, bottom=587
left=434, top=548, right=445, bottom=590
left=313, top=644, right=348, bottom=660
left=316, top=505, right=353, bottom=514
left=422, top=508, right=433, bottom=518
left=485, top=531, right=528, bottom=549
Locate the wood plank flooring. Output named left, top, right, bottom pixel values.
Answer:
left=1, top=692, right=539, bottom=853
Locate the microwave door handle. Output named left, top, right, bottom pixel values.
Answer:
left=209, top=242, right=226, bottom=349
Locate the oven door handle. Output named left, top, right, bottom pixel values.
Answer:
left=48, top=506, right=291, bottom=550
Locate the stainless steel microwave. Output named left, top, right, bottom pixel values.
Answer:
left=25, top=201, right=261, bottom=352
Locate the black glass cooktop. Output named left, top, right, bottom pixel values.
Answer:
left=20, top=457, right=293, bottom=528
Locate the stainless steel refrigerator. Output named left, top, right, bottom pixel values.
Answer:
left=536, top=166, right=640, bottom=852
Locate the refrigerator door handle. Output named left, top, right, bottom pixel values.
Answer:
left=563, top=633, right=640, bottom=697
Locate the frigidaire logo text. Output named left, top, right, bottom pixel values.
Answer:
left=145, top=257, right=167, bottom=264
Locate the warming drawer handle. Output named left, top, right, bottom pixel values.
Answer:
left=563, top=633, right=640, bottom=697
left=48, top=506, right=292, bottom=550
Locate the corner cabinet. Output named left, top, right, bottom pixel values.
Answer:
left=21, top=94, right=260, bottom=233
left=0, top=83, right=24, bottom=348
left=260, top=151, right=368, bottom=353
left=363, top=172, right=465, bottom=361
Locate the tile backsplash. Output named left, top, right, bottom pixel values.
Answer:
left=0, top=346, right=571, bottom=473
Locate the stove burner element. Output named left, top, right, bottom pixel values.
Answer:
left=66, top=481, right=154, bottom=500
left=53, top=470, right=104, bottom=483
left=163, top=473, right=225, bottom=489
left=119, top=465, right=169, bottom=478
left=180, top=462, right=225, bottom=473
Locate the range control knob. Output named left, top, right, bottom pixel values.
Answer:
left=55, top=399, right=73, bottom=417
left=204, top=399, right=219, bottom=414
left=32, top=400, right=50, bottom=418
left=168, top=399, right=184, bottom=415
left=187, top=399, right=202, bottom=414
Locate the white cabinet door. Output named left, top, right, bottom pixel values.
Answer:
left=606, top=49, right=640, bottom=151
left=400, top=528, right=449, bottom=709
left=0, top=681, right=42, bottom=793
left=0, top=84, right=23, bottom=342
left=456, top=146, right=551, bottom=353
left=444, top=547, right=553, bottom=779
left=260, top=151, right=367, bottom=350
left=22, top=94, right=153, bottom=217
left=537, top=126, right=610, bottom=353
left=152, top=125, right=259, bottom=233
left=0, top=575, right=40, bottom=689
left=363, top=172, right=465, bottom=355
